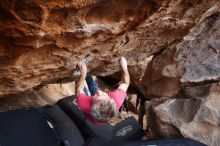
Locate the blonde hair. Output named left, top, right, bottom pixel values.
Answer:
left=91, top=96, right=117, bottom=122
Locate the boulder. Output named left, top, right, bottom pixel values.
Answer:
left=142, top=4, right=220, bottom=98
left=0, top=0, right=218, bottom=97
left=0, top=82, right=75, bottom=112
left=151, top=83, right=220, bottom=146
left=142, top=5, right=220, bottom=146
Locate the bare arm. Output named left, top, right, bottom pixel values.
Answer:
left=118, top=57, right=130, bottom=92
left=75, top=61, right=87, bottom=97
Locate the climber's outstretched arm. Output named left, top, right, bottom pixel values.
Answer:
left=118, top=57, right=130, bottom=92
left=76, top=61, right=87, bottom=97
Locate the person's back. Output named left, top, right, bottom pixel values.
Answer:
left=75, top=57, right=130, bottom=125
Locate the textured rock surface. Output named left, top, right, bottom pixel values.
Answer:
left=0, top=82, right=75, bottom=112
left=0, top=0, right=218, bottom=97
left=142, top=4, right=220, bottom=98
left=0, top=1, right=220, bottom=145
left=151, top=83, right=220, bottom=146
left=142, top=4, right=220, bottom=146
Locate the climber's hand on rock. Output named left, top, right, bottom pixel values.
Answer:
left=78, top=60, right=87, bottom=77
left=118, top=56, right=130, bottom=92
left=119, top=57, right=128, bottom=72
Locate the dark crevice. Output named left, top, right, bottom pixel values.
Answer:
left=182, top=79, right=219, bottom=88
left=98, top=75, right=151, bottom=101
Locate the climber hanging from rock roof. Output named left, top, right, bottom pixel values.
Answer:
left=75, top=56, right=130, bottom=125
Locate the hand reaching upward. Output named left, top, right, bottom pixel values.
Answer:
left=77, top=60, right=87, bottom=77
left=118, top=56, right=130, bottom=92
left=75, top=60, right=87, bottom=96
left=119, top=57, right=128, bottom=72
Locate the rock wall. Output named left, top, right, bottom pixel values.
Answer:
left=0, top=1, right=220, bottom=145
left=142, top=4, right=220, bottom=146
left=0, top=82, right=75, bottom=112
left=142, top=4, right=220, bottom=98
left=149, top=83, right=220, bottom=146
left=0, top=0, right=218, bottom=97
